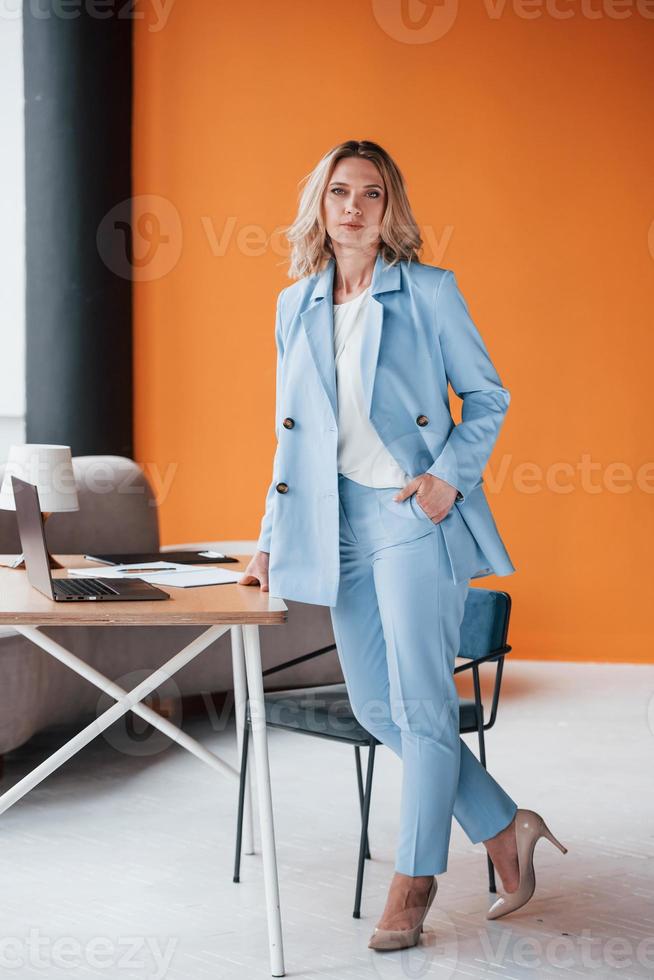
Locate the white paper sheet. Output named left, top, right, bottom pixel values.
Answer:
left=66, top=561, right=243, bottom=588
left=135, top=568, right=242, bottom=588
left=67, top=561, right=184, bottom=578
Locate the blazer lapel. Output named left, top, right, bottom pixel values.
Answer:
left=360, top=253, right=401, bottom=418
left=300, top=257, right=338, bottom=422
left=300, top=250, right=402, bottom=425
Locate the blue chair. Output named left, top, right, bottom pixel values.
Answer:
left=233, top=588, right=512, bottom=918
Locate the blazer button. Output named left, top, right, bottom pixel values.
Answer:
left=275, top=482, right=289, bottom=494
left=416, top=414, right=429, bottom=427
left=282, top=417, right=295, bottom=429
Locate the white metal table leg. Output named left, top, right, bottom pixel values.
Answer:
left=5, top=620, right=287, bottom=978
left=13, top=625, right=239, bottom=779
left=0, top=625, right=229, bottom=814
left=242, top=623, right=285, bottom=977
left=231, top=625, right=254, bottom=854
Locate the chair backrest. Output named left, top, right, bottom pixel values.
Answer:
left=0, top=455, right=160, bottom=555
left=458, top=588, right=511, bottom=661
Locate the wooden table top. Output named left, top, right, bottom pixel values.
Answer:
left=0, top=555, right=287, bottom=626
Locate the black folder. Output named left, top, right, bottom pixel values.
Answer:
left=84, top=550, right=238, bottom=565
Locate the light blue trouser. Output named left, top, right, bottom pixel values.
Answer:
left=329, top=473, right=518, bottom=876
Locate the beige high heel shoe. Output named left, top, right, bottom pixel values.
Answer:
left=368, top=876, right=437, bottom=951
left=486, top=808, right=568, bottom=920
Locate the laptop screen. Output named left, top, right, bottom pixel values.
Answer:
left=11, top=477, right=55, bottom=598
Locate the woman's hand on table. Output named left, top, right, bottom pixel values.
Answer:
left=239, top=550, right=270, bottom=591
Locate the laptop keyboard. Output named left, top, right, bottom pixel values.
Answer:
left=54, top=577, right=119, bottom=598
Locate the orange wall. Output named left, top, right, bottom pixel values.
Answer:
left=133, top=1, right=654, bottom=663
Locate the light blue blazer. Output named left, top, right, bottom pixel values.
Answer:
left=256, top=250, right=516, bottom=606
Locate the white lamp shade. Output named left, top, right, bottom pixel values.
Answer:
left=0, top=444, right=79, bottom=513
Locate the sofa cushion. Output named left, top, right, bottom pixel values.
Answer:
left=0, top=455, right=159, bottom=555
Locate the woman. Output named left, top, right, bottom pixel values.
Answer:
left=241, top=140, right=567, bottom=951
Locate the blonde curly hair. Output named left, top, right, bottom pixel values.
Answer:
left=285, top=139, right=423, bottom=280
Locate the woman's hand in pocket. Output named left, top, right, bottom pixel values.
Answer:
left=239, top=550, right=270, bottom=591
left=393, top=474, right=459, bottom=523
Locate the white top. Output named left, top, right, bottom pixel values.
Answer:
left=333, top=287, right=410, bottom=489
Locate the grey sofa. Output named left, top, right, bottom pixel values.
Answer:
left=0, top=455, right=341, bottom=756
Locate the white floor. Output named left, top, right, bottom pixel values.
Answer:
left=0, top=660, right=653, bottom=979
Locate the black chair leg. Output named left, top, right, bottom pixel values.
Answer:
left=354, top=745, right=371, bottom=860
left=353, top=740, right=376, bottom=918
left=486, top=851, right=497, bottom=893
left=233, top=709, right=250, bottom=883
left=475, top=715, right=497, bottom=893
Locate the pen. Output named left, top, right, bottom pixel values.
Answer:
left=119, top=568, right=175, bottom=574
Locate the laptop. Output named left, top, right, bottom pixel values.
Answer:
left=11, top=476, right=170, bottom=602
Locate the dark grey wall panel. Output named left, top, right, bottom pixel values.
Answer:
left=24, top=3, right=133, bottom=456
